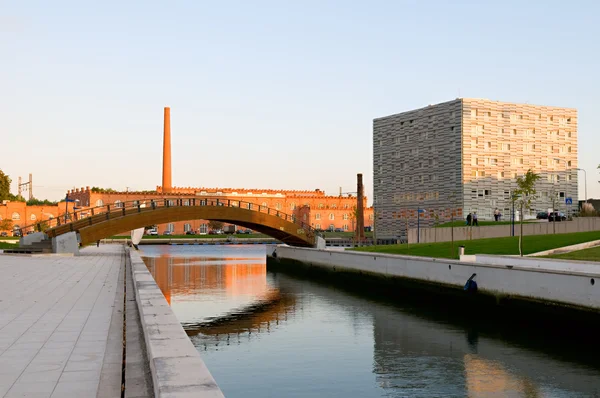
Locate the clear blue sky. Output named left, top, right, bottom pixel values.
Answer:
left=2, top=0, right=599, bottom=202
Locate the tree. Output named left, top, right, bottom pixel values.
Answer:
left=208, top=220, right=224, bottom=231
left=514, top=170, right=541, bottom=256
left=0, top=170, right=11, bottom=201
left=0, top=219, right=13, bottom=231
left=27, top=197, right=58, bottom=206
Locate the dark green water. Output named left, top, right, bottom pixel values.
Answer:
left=142, top=245, right=600, bottom=397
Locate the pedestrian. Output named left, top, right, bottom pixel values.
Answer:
left=494, top=208, right=499, bottom=222
left=466, top=212, right=472, bottom=226
left=96, top=240, right=100, bottom=247
left=473, top=212, right=479, bottom=226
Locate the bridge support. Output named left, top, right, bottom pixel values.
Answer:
left=52, top=231, right=80, bottom=255
left=316, top=236, right=326, bottom=250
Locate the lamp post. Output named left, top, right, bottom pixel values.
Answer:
left=576, top=168, right=587, bottom=204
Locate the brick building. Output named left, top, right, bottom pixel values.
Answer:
left=373, top=98, right=578, bottom=239
left=0, top=201, right=61, bottom=234
left=66, top=186, right=373, bottom=235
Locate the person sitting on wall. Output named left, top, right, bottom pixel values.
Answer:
left=466, top=212, right=472, bottom=226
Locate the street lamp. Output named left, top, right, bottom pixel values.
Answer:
left=576, top=168, right=587, bottom=204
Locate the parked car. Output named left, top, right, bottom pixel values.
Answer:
left=536, top=211, right=549, bottom=219
left=146, top=229, right=158, bottom=236
left=185, top=230, right=196, bottom=235
left=0, top=232, right=7, bottom=237
left=13, top=231, right=22, bottom=237
left=164, top=231, right=172, bottom=236
left=334, top=228, right=344, bottom=233
left=548, top=211, right=567, bottom=222
left=208, top=230, right=218, bottom=235
left=26, top=231, right=35, bottom=235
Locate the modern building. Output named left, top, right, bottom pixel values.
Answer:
left=373, top=98, right=578, bottom=239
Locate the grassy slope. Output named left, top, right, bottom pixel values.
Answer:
left=351, top=231, right=600, bottom=260
left=545, top=246, right=600, bottom=262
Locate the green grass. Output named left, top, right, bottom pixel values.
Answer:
left=0, top=236, right=19, bottom=240
left=0, top=241, right=18, bottom=249
left=351, top=230, right=600, bottom=260
left=434, top=220, right=536, bottom=228
left=544, top=245, right=600, bottom=262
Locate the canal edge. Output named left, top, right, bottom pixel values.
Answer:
left=128, top=247, right=225, bottom=398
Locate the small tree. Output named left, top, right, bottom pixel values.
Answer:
left=0, top=170, right=11, bottom=201
left=0, top=219, right=13, bottom=231
left=208, top=220, right=224, bottom=231
left=514, top=170, right=541, bottom=256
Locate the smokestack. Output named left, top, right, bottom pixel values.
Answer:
left=356, top=173, right=365, bottom=241
left=29, top=173, right=33, bottom=200
left=162, top=107, right=172, bottom=193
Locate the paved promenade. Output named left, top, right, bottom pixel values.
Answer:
left=0, top=245, right=152, bottom=398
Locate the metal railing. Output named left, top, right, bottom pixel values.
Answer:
left=18, top=197, right=317, bottom=242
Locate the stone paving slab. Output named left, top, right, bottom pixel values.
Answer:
left=0, top=245, right=125, bottom=398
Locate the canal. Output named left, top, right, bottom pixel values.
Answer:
left=141, top=245, right=600, bottom=397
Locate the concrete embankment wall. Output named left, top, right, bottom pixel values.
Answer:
left=408, top=217, right=600, bottom=244
left=128, top=249, right=224, bottom=398
left=268, top=246, right=600, bottom=312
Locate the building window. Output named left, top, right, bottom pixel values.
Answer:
left=114, top=200, right=123, bottom=208
left=343, top=213, right=349, bottom=220
left=96, top=199, right=104, bottom=207
left=30, top=214, right=37, bottom=221
left=303, top=214, right=307, bottom=221
left=184, top=223, right=191, bottom=232
left=343, top=224, right=348, bottom=231
left=329, top=213, right=334, bottom=220
left=315, top=224, right=321, bottom=230
left=200, top=224, right=208, bottom=234
left=318, top=203, right=324, bottom=209
left=290, top=202, right=296, bottom=210
left=167, top=223, right=174, bottom=232
left=275, top=203, right=282, bottom=210
left=12, top=212, right=20, bottom=220
left=261, top=202, right=268, bottom=208
left=331, top=204, right=337, bottom=209
left=568, top=161, right=572, bottom=167
left=315, top=213, right=321, bottom=220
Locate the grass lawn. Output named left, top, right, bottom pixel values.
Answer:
left=0, top=241, right=18, bottom=249
left=434, top=220, right=536, bottom=228
left=351, top=230, right=600, bottom=260
left=544, top=246, right=600, bottom=262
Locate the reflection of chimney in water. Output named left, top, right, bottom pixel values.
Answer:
left=162, top=107, right=172, bottom=193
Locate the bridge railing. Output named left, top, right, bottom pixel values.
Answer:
left=18, top=197, right=317, bottom=242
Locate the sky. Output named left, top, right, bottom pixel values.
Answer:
left=2, top=0, right=599, bottom=202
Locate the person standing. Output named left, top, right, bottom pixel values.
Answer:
left=494, top=208, right=499, bottom=222
left=466, top=212, right=472, bottom=226
left=473, top=212, right=479, bottom=226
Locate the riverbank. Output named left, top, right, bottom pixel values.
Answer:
left=267, top=246, right=600, bottom=326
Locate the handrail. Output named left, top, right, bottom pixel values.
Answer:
left=18, top=197, right=317, bottom=242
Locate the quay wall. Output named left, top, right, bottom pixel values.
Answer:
left=128, top=249, right=224, bottom=398
left=408, top=217, right=600, bottom=244
left=267, top=246, right=600, bottom=312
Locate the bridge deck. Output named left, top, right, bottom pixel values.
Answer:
left=0, top=245, right=152, bottom=398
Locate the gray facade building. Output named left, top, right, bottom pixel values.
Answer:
left=373, top=98, right=578, bottom=239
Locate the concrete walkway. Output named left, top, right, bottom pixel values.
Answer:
left=0, top=245, right=152, bottom=398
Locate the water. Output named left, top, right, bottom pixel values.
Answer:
left=141, top=245, right=600, bottom=397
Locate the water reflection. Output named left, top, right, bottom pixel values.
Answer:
left=141, top=245, right=600, bottom=398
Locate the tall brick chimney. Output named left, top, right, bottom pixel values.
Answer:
left=356, top=173, right=365, bottom=241
left=162, top=107, right=172, bottom=193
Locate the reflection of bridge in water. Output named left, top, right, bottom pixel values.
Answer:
left=143, top=252, right=298, bottom=341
